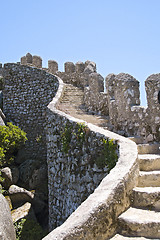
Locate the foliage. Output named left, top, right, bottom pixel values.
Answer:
left=61, top=122, right=88, bottom=154
left=14, top=218, right=46, bottom=240
left=36, top=135, right=42, bottom=143
left=0, top=122, right=27, bottom=167
left=74, top=123, right=88, bottom=145
left=61, top=122, right=72, bottom=154
left=95, top=138, right=118, bottom=172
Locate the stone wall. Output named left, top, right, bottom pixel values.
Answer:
left=46, top=111, right=116, bottom=229
left=20, top=53, right=160, bottom=142
left=105, top=73, right=160, bottom=142
left=44, top=77, right=138, bottom=240
left=2, top=63, right=59, bottom=161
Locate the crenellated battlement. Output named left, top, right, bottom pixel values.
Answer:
left=19, top=53, right=160, bottom=142
left=0, top=53, right=159, bottom=239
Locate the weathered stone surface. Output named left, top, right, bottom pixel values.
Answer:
left=64, top=62, right=75, bottom=73
left=110, top=234, right=153, bottom=239
left=26, top=53, right=32, bottom=63
left=8, top=185, right=34, bottom=206
left=48, top=60, right=58, bottom=73
left=3, top=63, right=59, bottom=161
left=43, top=76, right=138, bottom=239
left=0, top=193, right=16, bottom=240
left=138, top=154, right=160, bottom=171
left=11, top=202, right=36, bottom=223
left=1, top=166, right=19, bottom=188
left=118, top=207, right=160, bottom=239
left=1, top=167, right=13, bottom=189
left=32, top=55, right=42, bottom=68
left=132, top=187, right=160, bottom=210
left=138, top=170, right=160, bottom=187
left=75, top=61, right=85, bottom=73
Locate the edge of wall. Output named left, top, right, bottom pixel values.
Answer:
left=43, top=76, right=139, bottom=240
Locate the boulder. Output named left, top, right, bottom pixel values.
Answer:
left=8, top=185, right=34, bottom=207
left=11, top=202, right=36, bottom=223
left=8, top=184, right=46, bottom=214
left=0, top=193, right=16, bottom=240
left=1, top=167, right=12, bottom=189
left=1, top=166, right=19, bottom=189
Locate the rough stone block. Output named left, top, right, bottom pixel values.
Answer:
left=75, top=61, right=85, bottom=73
left=21, top=56, right=27, bottom=65
left=26, top=53, right=33, bottom=63
left=64, top=62, right=75, bottom=73
left=48, top=60, right=58, bottom=73
left=32, top=55, right=42, bottom=68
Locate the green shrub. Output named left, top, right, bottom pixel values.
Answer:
left=0, top=122, right=27, bottom=167
left=14, top=218, right=46, bottom=240
left=95, top=138, right=118, bottom=172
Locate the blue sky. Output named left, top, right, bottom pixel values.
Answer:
left=1, top=0, right=160, bottom=106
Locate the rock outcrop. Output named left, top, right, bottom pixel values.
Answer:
left=0, top=193, right=16, bottom=240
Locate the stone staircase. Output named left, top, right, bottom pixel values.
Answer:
left=57, top=83, right=110, bottom=127
left=111, top=143, right=160, bottom=240
left=57, top=83, right=160, bottom=239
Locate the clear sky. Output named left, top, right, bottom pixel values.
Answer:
left=1, top=0, right=160, bottom=106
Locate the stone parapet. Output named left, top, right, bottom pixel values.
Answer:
left=43, top=76, right=139, bottom=239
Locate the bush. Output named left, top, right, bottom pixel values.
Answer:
left=14, top=218, right=46, bottom=240
left=0, top=122, right=27, bottom=167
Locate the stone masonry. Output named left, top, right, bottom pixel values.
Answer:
left=0, top=53, right=159, bottom=239
left=20, top=53, right=160, bottom=142
left=2, top=63, right=59, bottom=161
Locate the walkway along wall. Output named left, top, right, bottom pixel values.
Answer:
left=43, top=75, right=139, bottom=240
left=1, top=57, right=140, bottom=239
left=20, top=53, right=160, bottom=142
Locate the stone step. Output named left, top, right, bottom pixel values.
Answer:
left=138, top=154, right=160, bottom=171
left=110, top=234, right=155, bottom=240
left=132, top=187, right=160, bottom=210
left=129, top=136, right=144, bottom=144
left=137, top=143, right=160, bottom=154
left=118, top=207, right=160, bottom=238
left=138, top=170, right=160, bottom=187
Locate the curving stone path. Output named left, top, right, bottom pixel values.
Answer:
left=57, top=83, right=160, bottom=239
left=57, top=83, right=110, bottom=127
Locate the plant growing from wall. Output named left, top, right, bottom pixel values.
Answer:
left=61, top=122, right=72, bottom=154
left=0, top=122, right=27, bottom=167
left=61, top=122, right=88, bottom=154
left=95, top=138, right=118, bottom=172
left=74, top=123, right=88, bottom=146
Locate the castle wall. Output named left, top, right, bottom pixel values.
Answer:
left=44, top=77, right=138, bottom=239
left=46, top=79, right=115, bottom=228
left=2, top=63, right=59, bottom=161
left=105, top=73, right=160, bottom=142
